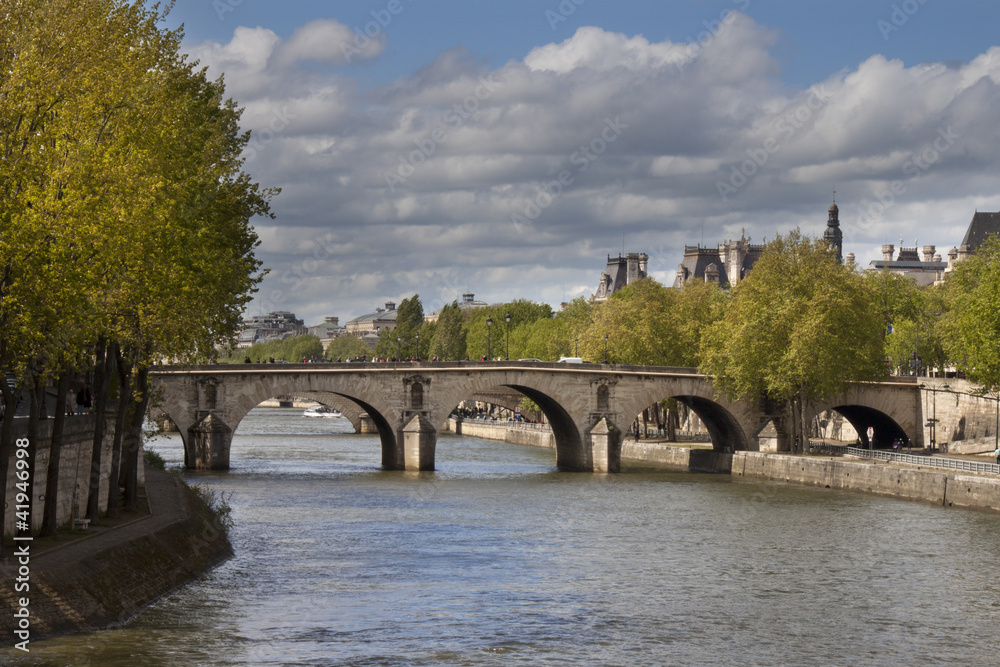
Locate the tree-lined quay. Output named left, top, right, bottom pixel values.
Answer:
left=1, top=1, right=275, bottom=554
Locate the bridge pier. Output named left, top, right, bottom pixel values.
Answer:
left=586, top=418, right=623, bottom=473
left=401, top=414, right=437, bottom=471
left=186, top=412, right=233, bottom=470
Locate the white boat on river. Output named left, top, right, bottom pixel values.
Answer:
left=302, top=405, right=343, bottom=418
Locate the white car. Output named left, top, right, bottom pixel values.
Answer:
left=557, top=357, right=583, bottom=364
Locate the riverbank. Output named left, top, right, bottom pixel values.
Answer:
left=448, top=419, right=1000, bottom=513
left=0, top=468, right=232, bottom=643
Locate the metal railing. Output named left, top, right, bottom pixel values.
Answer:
left=812, top=442, right=1000, bottom=475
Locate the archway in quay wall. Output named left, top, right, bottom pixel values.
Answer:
left=824, top=405, right=909, bottom=448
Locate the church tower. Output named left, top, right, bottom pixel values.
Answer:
left=824, top=197, right=843, bottom=264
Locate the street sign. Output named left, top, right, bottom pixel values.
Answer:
left=866, top=426, right=874, bottom=440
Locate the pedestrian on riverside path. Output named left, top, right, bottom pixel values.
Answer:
left=994, top=446, right=1000, bottom=465
left=76, top=387, right=86, bottom=415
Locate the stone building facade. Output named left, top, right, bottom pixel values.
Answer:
left=594, top=252, right=648, bottom=301
left=673, top=231, right=762, bottom=288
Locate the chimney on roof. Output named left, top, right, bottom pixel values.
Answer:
left=385, top=301, right=396, bottom=311
left=922, top=245, right=936, bottom=262
left=882, top=244, right=895, bottom=262
left=325, top=317, right=338, bottom=325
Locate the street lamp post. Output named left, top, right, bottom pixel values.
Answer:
left=574, top=338, right=578, bottom=357
left=604, top=334, right=608, bottom=364
left=415, top=333, right=419, bottom=361
left=504, top=312, right=511, bottom=361
left=396, top=336, right=401, bottom=362
left=486, top=316, right=493, bottom=360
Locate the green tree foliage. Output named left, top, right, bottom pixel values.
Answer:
left=579, top=278, right=725, bottom=366
left=237, top=335, right=323, bottom=362
left=515, top=297, right=594, bottom=361
left=0, top=0, right=274, bottom=541
left=324, top=335, right=372, bottom=361
left=430, top=301, right=466, bottom=360
left=464, top=300, right=554, bottom=360
left=946, top=237, right=1000, bottom=391
left=699, top=230, right=887, bottom=451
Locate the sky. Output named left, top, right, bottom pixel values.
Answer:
left=162, top=0, right=1000, bottom=325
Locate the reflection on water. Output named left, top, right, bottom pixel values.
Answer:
left=10, top=407, right=1000, bottom=666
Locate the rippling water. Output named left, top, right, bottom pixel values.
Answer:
left=11, top=407, right=1000, bottom=666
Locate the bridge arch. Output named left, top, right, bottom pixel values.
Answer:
left=806, top=383, right=919, bottom=448
left=615, top=377, right=754, bottom=452
left=156, top=371, right=404, bottom=470
left=431, top=373, right=585, bottom=470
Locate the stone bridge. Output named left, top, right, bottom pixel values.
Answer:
left=150, top=362, right=922, bottom=472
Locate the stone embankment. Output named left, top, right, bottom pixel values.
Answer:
left=450, top=420, right=1000, bottom=512
left=0, top=468, right=232, bottom=641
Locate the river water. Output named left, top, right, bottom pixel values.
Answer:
left=12, top=407, right=1000, bottom=666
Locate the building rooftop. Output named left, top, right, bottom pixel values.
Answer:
left=960, top=211, right=1000, bottom=251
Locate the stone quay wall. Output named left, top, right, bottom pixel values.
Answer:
left=0, top=468, right=232, bottom=641
left=2, top=413, right=140, bottom=532
left=451, top=420, right=1000, bottom=512
left=448, top=418, right=556, bottom=449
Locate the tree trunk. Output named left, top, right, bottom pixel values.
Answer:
left=0, top=372, right=20, bottom=556
left=41, top=372, right=70, bottom=536
left=124, top=367, right=150, bottom=512
left=86, top=339, right=116, bottom=524
left=22, top=375, right=43, bottom=539
left=106, top=348, right=130, bottom=519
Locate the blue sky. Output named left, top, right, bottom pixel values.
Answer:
left=162, top=1, right=1000, bottom=324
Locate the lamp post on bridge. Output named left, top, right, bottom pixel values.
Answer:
left=504, top=311, right=511, bottom=361
left=396, top=336, right=401, bottom=362
left=604, top=334, right=608, bottom=364
left=486, top=316, right=493, bottom=361
left=574, top=338, right=578, bottom=357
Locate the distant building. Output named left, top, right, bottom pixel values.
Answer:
left=673, top=231, right=762, bottom=288
left=424, top=292, right=488, bottom=323
left=824, top=200, right=843, bottom=263
left=308, top=317, right=345, bottom=352
left=864, top=242, right=946, bottom=286
left=594, top=252, right=648, bottom=301
left=236, top=311, right=306, bottom=349
left=941, top=210, right=1000, bottom=280
left=345, top=302, right=398, bottom=348
left=307, top=316, right=343, bottom=339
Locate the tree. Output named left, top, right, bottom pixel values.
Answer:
left=699, top=230, right=887, bottom=452
left=430, top=301, right=467, bottom=360
left=0, top=0, right=274, bottom=539
left=947, top=236, right=1000, bottom=391
left=324, top=335, right=371, bottom=361
left=464, top=300, right=553, bottom=360
left=578, top=278, right=724, bottom=366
